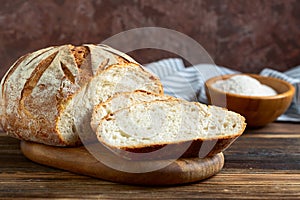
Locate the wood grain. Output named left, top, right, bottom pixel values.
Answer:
left=20, top=141, right=224, bottom=186
left=0, top=122, right=300, bottom=199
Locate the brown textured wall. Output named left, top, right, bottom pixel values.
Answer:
left=1, top=0, right=300, bottom=78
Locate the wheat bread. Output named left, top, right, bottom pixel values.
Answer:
left=95, top=99, right=246, bottom=159
left=57, top=63, right=163, bottom=146
left=91, top=90, right=175, bottom=132
left=0, top=44, right=162, bottom=146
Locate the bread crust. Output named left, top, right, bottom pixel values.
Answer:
left=0, top=44, right=140, bottom=146
left=98, top=133, right=243, bottom=160
left=120, top=134, right=241, bottom=160
left=96, top=100, right=246, bottom=160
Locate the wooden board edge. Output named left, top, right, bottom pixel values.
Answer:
left=20, top=141, right=224, bottom=185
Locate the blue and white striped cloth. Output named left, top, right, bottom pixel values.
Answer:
left=145, top=58, right=300, bottom=122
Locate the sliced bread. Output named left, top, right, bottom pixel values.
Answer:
left=0, top=44, right=162, bottom=146
left=95, top=99, right=246, bottom=159
left=56, top=63, right=163, bottom=146
left=90, top=90, right=175, bottom=132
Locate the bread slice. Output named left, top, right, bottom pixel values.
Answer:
left=95, top=99, right=246, bottom=160
left=90, top=90, right=175, bottom=132
left=56, top=63, right=163, bottom=146
left=0, top=44, right=162, bottom=146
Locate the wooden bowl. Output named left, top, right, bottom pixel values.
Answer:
left=205, top=74, right=295, bottom=127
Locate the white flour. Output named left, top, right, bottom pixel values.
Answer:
left=212, top=75, right=277, bottom=96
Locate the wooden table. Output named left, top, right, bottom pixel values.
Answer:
left=0, top=122, right=299, bottom=199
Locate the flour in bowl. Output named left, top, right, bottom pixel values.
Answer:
left=212, top=75, right=277, bottom=96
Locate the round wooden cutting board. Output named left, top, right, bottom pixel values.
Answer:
left=20, top=141, right=224, bottom=186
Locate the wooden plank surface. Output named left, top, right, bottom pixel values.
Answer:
left=0, top=122, right=300, bottom=199
left=20, top=141, right=225, bottom=185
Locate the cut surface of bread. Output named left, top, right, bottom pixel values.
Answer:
left=57, top=63, right=163, bottom=146
left=91, top=90, right=175, bottom=132
left=95, top=100, right=246, bottom=159
left=0, top=44, right=162, bottom=146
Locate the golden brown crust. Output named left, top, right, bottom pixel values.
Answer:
left=70, top=46, right=90, bottom=68
left=0, top=44, right=136, bottom=146
left=98, top=133, right=242, bottom=161
left=1, top=53, right=29, bottom=98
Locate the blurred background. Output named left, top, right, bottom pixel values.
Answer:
left=1, top=0, right=300, bottom=78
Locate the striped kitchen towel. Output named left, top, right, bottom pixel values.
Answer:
left=145, top=58, right=300, bottom=122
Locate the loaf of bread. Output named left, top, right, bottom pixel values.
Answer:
left=91, top=90, right=175, bottom=132
left=0, top=43, right=245, bottom=161
left=94, top=99, right=246, bottom=159
left=0, top=44, right=163, bottom=146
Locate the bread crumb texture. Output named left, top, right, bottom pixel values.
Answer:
left=96, top=99, right=246, bottom=148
